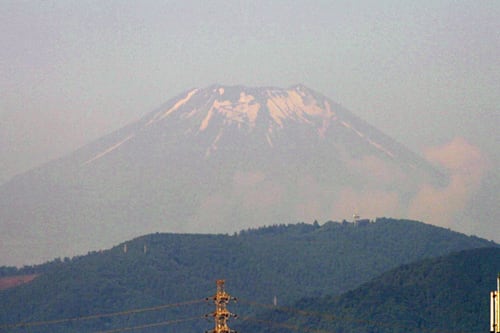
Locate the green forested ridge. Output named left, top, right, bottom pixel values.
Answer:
left=0, top=218, right=496, bottom=332
left=237, top=247, right=500, bottom=333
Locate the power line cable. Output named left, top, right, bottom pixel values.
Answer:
left=240, top=316, right=332, bottom=333
left=94, top=315, right=205, bottom=333
left=0, top=299, right=204, bottom=330
left=0, top=296, right=479, bottom=333
left=239, top=299, right=470, bottom=333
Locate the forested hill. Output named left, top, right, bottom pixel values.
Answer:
left=239, top=247, right=500, bottom=333
left=0, top=218, right=497, bottom=332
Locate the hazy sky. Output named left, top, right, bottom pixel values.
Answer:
left=1, top=1, right=499, bottom=238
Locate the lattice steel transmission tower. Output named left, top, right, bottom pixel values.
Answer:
left=491, top=273, right=500, bottom=333
left=206, top=279, right=237, bottom=333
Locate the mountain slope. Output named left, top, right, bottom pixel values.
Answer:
left=0, top=84, right=448, bottom=265
left=0, top=219, right=496, bottom=332
left=238, top=247, right=500, bottom=333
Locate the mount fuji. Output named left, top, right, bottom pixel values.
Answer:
left=0, top=84, right=447, bottom=265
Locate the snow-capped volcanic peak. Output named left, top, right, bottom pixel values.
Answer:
left=84, top=84, right=388, bottom=164
left=146, top=85, right=338, bottom=132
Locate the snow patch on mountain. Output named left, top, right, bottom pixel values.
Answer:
left=266, top=133, right=274, bottom=147
left=83, top=134, right=135, bottom=165
left=266, top=88, right=332, bottom=128
left=199, top=92, right=261, bottom=131
left=146, top=88, right=199, bottom=126
left=368, top=139, right=395, bottom=158
left=200, top=105, right=215, bottom=131
left=317, top=101, right=335, bottom=138
left=205, top=128, right=224, bottom=158
left=341, top=120, right=395, bottom=159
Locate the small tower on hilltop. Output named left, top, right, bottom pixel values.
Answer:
left=206, top=280, right=237, bottom=333
left=353, top=213, right=370, bottom=226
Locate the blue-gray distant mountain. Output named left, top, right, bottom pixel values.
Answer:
left=0, top=85, right=447, bottom=265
